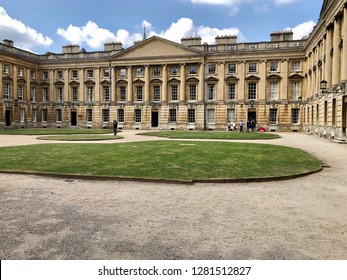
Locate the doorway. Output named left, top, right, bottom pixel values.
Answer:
left=151, top=111, right=158, bottom=128
left=343, top=96, right=347, bottom=134
left=5, top=110, right=11, bottom=127
left=71, top=111, right=77, bottom=126
left=247, top=110, right=256, bottom=131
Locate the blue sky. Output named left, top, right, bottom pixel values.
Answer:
left=0, top=0, right=322, bottom=54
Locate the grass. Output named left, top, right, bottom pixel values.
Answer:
left=138, top=131, right=281, bottom=140
left=0, top=141, right=322, bottom=182
left=0, top=129, right=113, bottom=135
left=36, top=134, right=122, bottom=141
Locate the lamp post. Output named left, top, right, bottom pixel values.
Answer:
left=320, top=80, right=328, bottom=93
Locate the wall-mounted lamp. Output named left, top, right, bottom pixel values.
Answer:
left=320, top=80, right=328, bottom=92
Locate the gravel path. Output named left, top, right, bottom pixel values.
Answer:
left=0, top=132, right=346, bottom=260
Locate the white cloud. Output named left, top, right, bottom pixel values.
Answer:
left=274, top=0, right=298, bottom=4
left=0, top=6, right=52, bottom=51
left=286, top=20, right=316, bottom=40
left=56, top=18, right=244, bottom=49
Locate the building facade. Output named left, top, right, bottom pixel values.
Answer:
left=0, top=0, right=347, bottom=141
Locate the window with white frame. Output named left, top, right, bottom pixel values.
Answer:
left=30, top=71, right=36, bottom=79
left=228, top=83, right=236, bottom=100
left=189, top=65, right=197, bottom=75
left=169, top=109, right=177, bottom=123
left=119, top=68, right=126, bottom=78
left=3, top=64, right=10, bottom=74
left=72, top=87, right=78, bottom=102
left=227, top=108, right=235, bottom=122
left=171, top=85, right=178, bottom=101
left=57, top=70, right=63, bottom=80
left=269, top=82, right=279, bottom=100
left=171, top=66, right=178, bottom=76
left=103, top=86, right=110, bottom=102
left=248, top=63, right=257, bottom=73
left=42, top=109, right=47, bottom=122
left=136, top=68, right=143, bottom=77
left=102, top=109, right=109, bottom=123
left=207, top=109, right=215, bottom=124
left=208, top=64, right=216, bottom=75
left=30, top=87, right=36, bottom=102
left=189, top=85, right=197, bottom=101
left=118, top=109, right=125, bottom=123
left=43, top=71, right=49, bottom=80
left=56, top=109, right=62, bottom=122
left=292, top=61, right=301, bottom=71
left=103, top=69, right=110, bottom=78
left=42, top=88, right=49, bottom=102
left=153, top=67, right=161, bottom=76
left=270, top=62, right=278, bottom=72
left=86, top=109, right=93, bottom=122
left=292, top=108, right=300, bottom=124
left=228, top=63, right=236, bottom=74
left=269, top=108, right=277, bottom=124
left=208, top=84, right=216, bottom=100
left=119, top=86, right=126, bottom=101
left=32, top=109, right=37, bottom=123
left=57, top=87, right=63, bottom=102
left=248, top=83, right=257, bottom=100
left=18, top=67, right=24, bottom=77
left=87, top=69, right=94, bottom=79
left=135, top=109, right=142, bottom=123
left=18, top=86, right=24, bottom=101
left=153, top=85, right=161, bottom=101
left=20, top=109, right=25, bottom=123
left=72, top=70, right=78, bottom=79
left=136, top=85, right=143, bottom=101
left=292, top=81, right=301, bottom=100
left=4, top=84, right=10, bottom=99
left=87, top=87, right=93, bottom=102
left=188, top=109, right=195, bottom=123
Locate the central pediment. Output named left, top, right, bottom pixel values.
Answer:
left=111, top=36, right=203, bottom=60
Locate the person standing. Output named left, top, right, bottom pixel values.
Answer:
left=113, top=120, right=118, bottom=135
left=239, top=120, right=243, bottom=132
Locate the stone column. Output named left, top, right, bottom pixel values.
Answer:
left=325, top=26, right=333, bottom=87
left=198, top=63, right=204, bottom=101
left=281, top=60, right=289, bottom=100
left=342, top=8, right=347, bottom=81
left=95, top=68, right=100, bottom=102
left=110, top=66, right=116, bottom=103
left=179, top=64, right=186, bottom=102
left=127, top=66, right=133, bottom=102
left=79, top=68, right=84, bottom=102
left=332, top=17, right=342, bottom=85
left=63, top=69, right=69, bottom=101
left=144, top=65, right=150, bottom=102
left=217, top=62, right=225, bottom=101
left=162, top=65, right=168, bottom=102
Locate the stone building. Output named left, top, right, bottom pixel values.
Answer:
left=0, top=0, right=346, bottom=141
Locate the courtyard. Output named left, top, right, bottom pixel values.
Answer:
left=0, top=131, right=346, bottom=259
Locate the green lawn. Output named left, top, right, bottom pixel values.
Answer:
left=37, top=135, right=122, bottom=141
left=0, top=129, right=113, bottom=135
left=138, top=131, right=281, bottom=140
left=0, top=141, right=322, bottom=182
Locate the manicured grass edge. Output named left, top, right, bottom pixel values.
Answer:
left=0, top=166, right=323, bottom=185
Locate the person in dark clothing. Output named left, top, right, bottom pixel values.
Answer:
left=113, top=120, right=118, bottom=135
left=239, top=120, right=243, bottom=132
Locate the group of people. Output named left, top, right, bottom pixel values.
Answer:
left=228, top=117, right=256, bottom=132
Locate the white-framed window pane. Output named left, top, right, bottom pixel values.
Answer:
left=292, top=108, right=300, bottom=124
left=43, top=88, right=49, bottom=102
left=292, top=61, right=301, bottom=71
left=227, top=108, right=235, bottom=122
left=136, top=86, right=143, bottom=101
left=270, top=62, right=278, bottom=72
left=4, top=84, right=10, bottom=99
left=102, top=109, right=109, bottom=123
left=30, top=88, right=36, bottom=102
left=169, top=109, right=177, bottom=123
left=56, top=109, right=62, bottom=122
left=20, top=109, right=25, bottom=123
left=86, top=109, right=93, bottom=122
left=120, top=86, right=126, bottom=101
left=118, top=109, right=125, bottom=123
left=153, top=67, right=161, bottom=76
left=103, top=69, right=110, bottom=78
left=136, top=68, right=143, bottom=77
left=270, top=82, right=278, bottom=100
left=104, top=87, right=110, bottom=102
left=171, top=66, right=178, bottom=76
left=292, top=81, right=301, bottom=100
left=228, top=83, right=236, bottom=100
left=153, top=85, right=161, bottom=101
left=18, top=67, right=24, bottom=77
left=207, top=109, right=215, bottom=124
left=269, top=108, right=277, bottom=124
left=87, top=87, right=93, bottom=102
left=135, top=109, right=142, bottom=123
left=57, top=87, right=63, bottom=102
left=42, top=109, right=47, bottom=122
left=189, top=65, right=197, bottom=75
left=87, top=69, right=94, bottom=78
left=120, top=68, right=126, bottom=77
left=18, top=86, right=24, bottom=101
left=249, top=63, right=257, bottom=72
left=188, top=109, right=195, bottom=123
left=228, top=63, right=236, bottom=74
left=189, top=85, right=197, bottom=100
left=208, top=64, right=216, bottom=74
left=248, top=83, right=257, bottom=100
left=72, top=87, right=78, bottom=102
left=32, top=109, right=37, bottom=122
left=171, top=85, right=178, bottom=101
left=72, top=70, right=78, bottom=79
left=208, top=84, right=216, bottom=100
